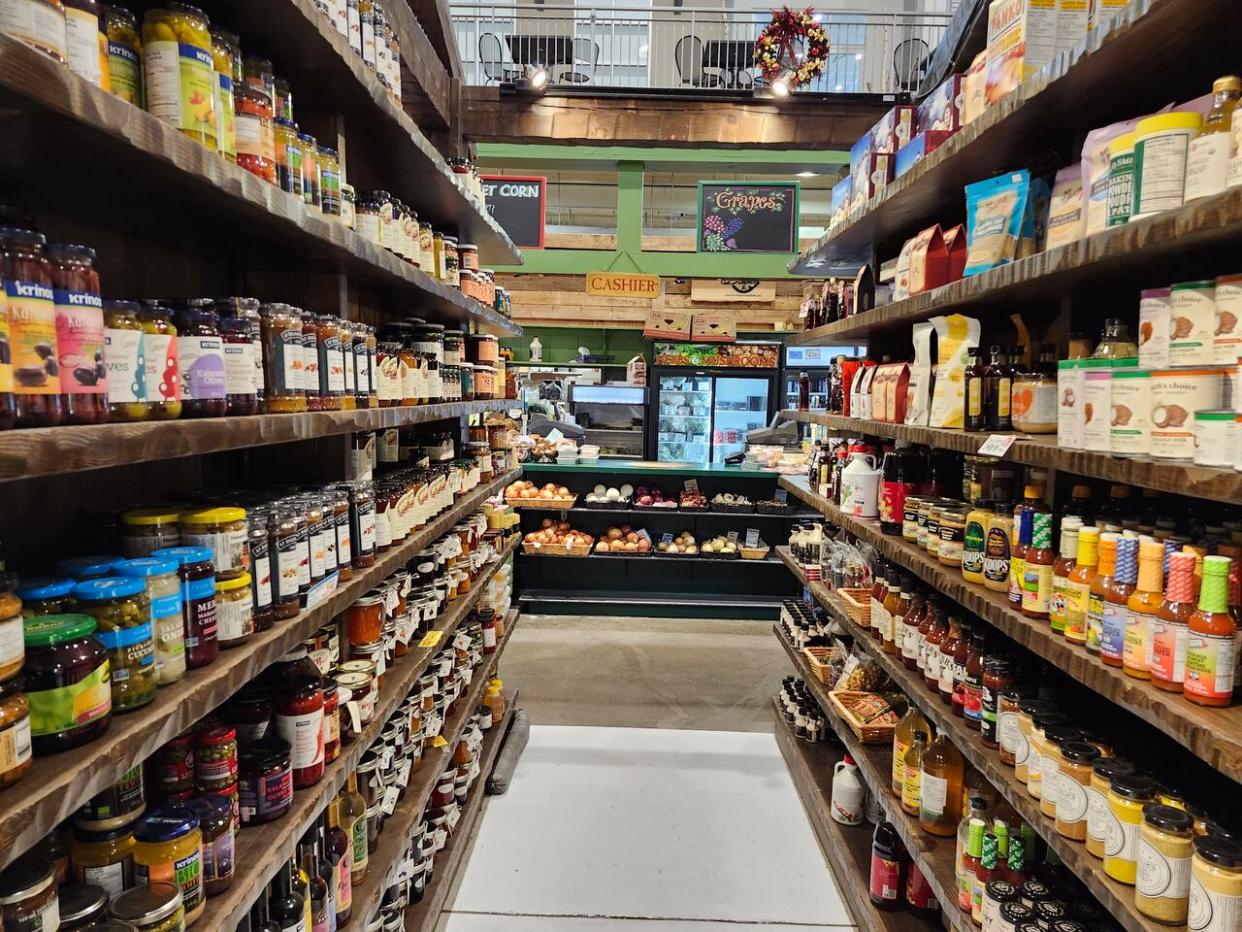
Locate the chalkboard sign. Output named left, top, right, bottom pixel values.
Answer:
left=697, top=181, right=799, bottom=254
left=481, top=175, right=546, bottom=249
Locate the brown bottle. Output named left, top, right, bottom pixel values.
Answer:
left=923, top=603, right=949, bottom=693
left=901, top=588, right=927, bottom=671
left=882, top=574, right=905, bottom=653
left=938, top=615, right=961, bottom=705
left=870, top=566, right=890, bottom=641
left=982, top=345, right=1011, bottom=430
left=915, top=596, right=939, bottom=677
left=965, top=347, right=987, bottom=432
left=962, top=630, right=986, bottom=730
left=952, top=621, right=973, bottom=717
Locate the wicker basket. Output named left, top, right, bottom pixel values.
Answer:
left=836, top=588, right=871, bottom=628
left=802, top=646, right=839, bottom=684
left=738, top=545, right=771, bottom=561
left=507, top=494, right=577, bottom=510
left=522, top=539, right=593, bottom=557
left=827, top=690, right=900, bottom=744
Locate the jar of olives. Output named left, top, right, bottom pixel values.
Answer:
left=142, top=5, right=217, bottom=149
left=138, top=301, right=181, bottom=420
left=174, top=301, right=226, bottom=418
left=2, top=228, right=64, bottom=427
left=72, top=578, right=158, bottom=712
left=104, top=6, right=143, bottom=106
left=48, top=243, right=109, bottom=425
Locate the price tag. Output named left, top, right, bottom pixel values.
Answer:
left=446, top=806, right=462, bottom=831
left=418, top=630, right=443, bottom=648
left=727, top=530, right=739, bottom=545
left=380, top=746, right=393, bottom=770
left=745, top=528, right=760, bottom=548
left=397, top=759, right=412, bottom=789
left=454, top=632, right=473, bottom=651
left=468, top=759, right=481, bottom=780
left=381, top=785, right=400, bottom=816
left=345, top=700, right=362, bottom=734
left=775, top=488, right=788, bottom=504
left=660, top=532, right=673, bottom=545
left=684, top=478, right=698, bottom=492
left=432, top=735, right=448, bottom=748
left=977, top=434, right=1017, bottom=458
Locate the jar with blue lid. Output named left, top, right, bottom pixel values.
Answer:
left=16, top=577, right=77, bottom=617
left=57, top=555, right=123, bottom=581
left=132, top=806, right=204, bottom=924
left=151, top=547, right=219, bottom=669
left=72, top=578, right=158, bottom=712
left=114, top=558, right=186, bottom=686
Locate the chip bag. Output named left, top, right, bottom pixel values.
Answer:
left=964, top=171, right=1030, bottom=276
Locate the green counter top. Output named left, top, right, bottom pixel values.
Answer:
left=523, top=460, right=779, bottom=478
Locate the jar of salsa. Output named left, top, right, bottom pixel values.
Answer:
left=72, top=578, right=158, bottom=713
left=174, top=300, right=226, bottom=417
left=220, top=315, right=258, bottom=416
left=2, top=228, right=64, bottom=427
left=259, top=303, right=305, bottom=413
left=103, top=300, right=149, bottom=422
left=235, top=84, right=276, bottom=184
left=152, top=546, right=218, bottom=669
left=48, top=243, right=108, bottom=424
left=23, top=613, right=112, bottom=754
left=138, top=301, right=181, bottom=420
left=276, top=675, right=323, bottom=789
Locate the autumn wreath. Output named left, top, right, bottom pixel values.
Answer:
left=753, top=6, right=829, bottom=90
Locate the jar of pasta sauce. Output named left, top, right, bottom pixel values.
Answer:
left=48, top=243, right=109, bottom=424
left=276, top=675, right=324, bottom=789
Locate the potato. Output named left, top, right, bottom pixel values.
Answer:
left=657, top=542, right=669, bottom=552
left=625, top=541, right=638, bottom=551
left=541, top=518, right=553, bottom=529
left=637, top=538, right=651, bottom=552
left=625, top=532, right=639, bottom=544
left=595, top=541, right=609, bottom=552
left=556, top=486, right=570, bottom=497
left=610, top=539, right=626, bottom=551
left=607, top=528, right=622, bottom=541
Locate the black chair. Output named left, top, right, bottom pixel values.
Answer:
left=558, top=37, right=599, bottom=83
left=673, top=35, right=721, bottom=87
left=479, top=32, right=521, bottom=84
left=893, top=37, right=929, bottom=92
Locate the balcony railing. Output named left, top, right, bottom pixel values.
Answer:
left=451, top=4, right=950, bottom=95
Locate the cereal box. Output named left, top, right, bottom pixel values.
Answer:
left=917, top=74, right=963, bottom=134
left=873, top=106, right=917, bottom=154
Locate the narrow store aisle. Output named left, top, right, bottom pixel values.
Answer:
left=438, top=725, right=855, bottom=932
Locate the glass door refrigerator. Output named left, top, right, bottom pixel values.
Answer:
left=646, top=367, right=779, bottom=462
left=781, top=345, right=833, bottom=411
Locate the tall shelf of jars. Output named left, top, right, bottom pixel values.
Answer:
left=775, top=3, right=1242, bottom=932
left=0, top=2, right=524, bottom=930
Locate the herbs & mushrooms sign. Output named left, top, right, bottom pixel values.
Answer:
left=697, top=182, right=799, bottom=253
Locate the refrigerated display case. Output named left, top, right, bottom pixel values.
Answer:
left=646, top=367, right=779, bottom=462
left=568, top=383, right=646, bottom=459
left=780, top=345, right=863, bottom=410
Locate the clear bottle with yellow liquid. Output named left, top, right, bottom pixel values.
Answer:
left=901, top=730, right=929, bottom=817
left=892, top=706, right=932, bottom=797
left=920, top=733, right=965, bottom=837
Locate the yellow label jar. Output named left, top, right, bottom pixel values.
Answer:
left=1104, top=772, right=1157, bottom=883
left=133, top=806, right=204, bottom=925
left=1136, top=804, right=1194, bottom=925
left=1087, top=757, right=1135, bottom=859
left=141, top=5, right=217, bottom=149
left=1189, top=835, right=1242, bottom=932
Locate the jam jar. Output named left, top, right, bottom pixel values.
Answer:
left=247, top=509, right=275, bottom=631
left=220, top=315, right=259, bottom=416
left=23, top=614, right=112, bottom=754
left=137, top=301, right=182, bottom=420
left=174, top=301, right=227, bottom=417
left=72, top=578, right=158, bottom=713
left=103, top=300, right=150, bottom=423
left=260, top=303, right=306, bottom=413
left=2, top=227, right=64, bottom=427
left=0, top=678, right=31, bottom=788
left=215, top=297, right=264, bottom=411
left=0, top=857, right=60, bottom=932
left=345, top=482, right=377, bottom=570
left=152, top=546, right=219, bottom=669
left=48, top=242, right=109, bottom=424
left=300, top=309, right=321, bottom=411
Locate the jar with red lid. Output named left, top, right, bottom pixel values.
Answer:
left=234, top=84, right=276, bottom=184
left=275, top=675, right=323, bottom=789
left=194, top=722, right=238, bottom=792
left=2, top=227, right=63, bottom=427
left=154, top=734, right=195, bottom=800
left=322, top=680, right=340, bottom=764
left=48, top=243, right=108, bottom=424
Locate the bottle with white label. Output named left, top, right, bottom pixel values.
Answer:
left=919, top=733, right=963, bottom=837
left=1185, top=76, right=1241, bottom=202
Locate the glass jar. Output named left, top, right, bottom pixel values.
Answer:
left=419, top=221, right=434, bottom=263
left=234, top=84, right=275, bottom=183
left=341, top=183, right=357, bottom=229
left=260, top=302, right=306, bottom=413
left=319, top=146, right=342, bottom=216
left=346, top=482, right=377, bottom=569
left=215, top=296, right=264, bottom=411
left=479, top=364, right=499, bottom=399
left=173, top=301, right=226, bottom=417
left=441, top=364, right=459, bottom=401
left=354, top=192, right=379, bottom=245
left=1191, top=836, right=1242, bottom=932
left=300, top=308, right=321, bottom=411
left=458, top=243, right=479, bottom=274
left=153, top=732, right=193, bottom=800
left=0, top=679, right=31, bottom=788
left=276, top=675, right=324, bottom=789
left=215, top=573, right=253, bottom=649
left=58, top=555, right=121, bottom=582
left=1105, top=772, right=1158, bottom=884
left=1136, top=804, right=1194, bottom=924
left=338, top=319, right=357, bottom=410
left=104, top=6, right=143, bottom=106
left=241, top=53, right=273, bottom=98
left=273, top=117, right=303, bottom=196
left=302, top=498, right=328, bottom=586
left=375, top=341, right=400, bottom=407
left=0, top=858, right=60, bottom=932
left=2, top=228, right=64, bottom=427
left=466, top=334, right=498, bottom=366
left=48, top=243, right=109, bottom=424
left=108, top=881, right=185, bottom=931
left=431, top=232, right=445, bottom=279
left=120, top=509, right=180, bottom=558
left=322, top=679, right=340, bottom=763
left=331, top=489, right=353, bottom=582
left=114, top=556, right=187, bottom=686
left=315, top=314, right=344, bottom=410
left=184, top=796, right=233, bottom=897
left=103, top=300, right=150, bottom=422
left=442, top=236, right=459, bottom=287
left=23, top=613, right=111, bottom=754
left=137, top=301, right=182, bottom=420
left=273, top=75, right=292, bottom=121
left=75, top=763, right=146, bottom=830
left=411, top=324, right=443, bottom=402
left=152, top=546, right=219, bottom=669
left=132, top=806, right=204, bottom=924
left=141, top=5, right=216, bottom=149
left=220, top=316, right=258, bottom=415
left=300, top=133, right=321, bottom=209
left=357, top=323, right=374, bottom=408
left=70, top=823, right=135, bottom=897
left=209, top=28, right=236, bottom=163
left=179, top=506, right=248, bottom=578
left=72, top=577, right=157, bottom=712
left=16, top=577, right=76, bottom=618
left=346, top=591, right=384, bottom=648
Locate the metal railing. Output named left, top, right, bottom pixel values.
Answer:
left=451, top=4, right=950, bottom=95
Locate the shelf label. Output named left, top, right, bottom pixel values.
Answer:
left=660, top=532, right=674, bottom=545
left=381, top=785, right=401, bottom=816
left=727, top=530, right=739, bottom=545
left=977, top=434, right=1017, bottom=458
left=418, top=630, right=443, bottom=648
left=432, top=735, right=448, bottom=748
left=775, top=488, right=788, bottom=504
left=745, top=528, right=761, bottom=548
left=684, top=478, right=698, bottom=491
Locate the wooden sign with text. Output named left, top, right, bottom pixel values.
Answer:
left=585, top=272, right=662, bottom=298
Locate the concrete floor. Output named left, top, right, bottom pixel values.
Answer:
left=498, top=613, right=790, bottom=732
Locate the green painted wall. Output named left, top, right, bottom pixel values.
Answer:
left=501, top=327, right=785, bottom=358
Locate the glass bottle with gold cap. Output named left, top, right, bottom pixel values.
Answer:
left=1184, top=75, right=1242, bottom=202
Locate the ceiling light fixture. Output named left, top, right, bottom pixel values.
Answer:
left=796, top=171, right=818, bottom=178
left=527, top=65, right=550, bottom=92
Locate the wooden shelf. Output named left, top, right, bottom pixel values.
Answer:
left=0, top=34, right=519, bottom=335
left=399, top=686, right=520, bottom=932
left=772, top=700, right=937, bottom=932
left=519, top=551, right=782, bottom=565
left=189, top=0, right=519, bottom=265
left=203, top=599, right=520, bottom=930
left=774, top=628, right=969, bottom=932
left=777, top=475, right=1242, bottom=784
left=0, top=469, right=519, bottom=871
left=790, top=0, right=1238, bottom=271
left=200, top=548, right=517, bottom=928
left=782, top=410, right=1242, bottom=505
left=517, top=504, right=816, bottom=521
left=778, top=548, right=1166, bottom=932
left=0, top=400, right=517, bottom=483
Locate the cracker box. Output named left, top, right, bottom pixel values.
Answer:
left=917, top=74, right=962, bottom=134
left=985, top=0, right=1057, bottom=106
left=849, top=133, right=874, bottom=211
left=873, top=106, right=917, bottom=154
left=961, top=51, right=988, bottom=125
left=895, top=130, right=954, bottom=178
left=1056, top=0, right=1089, bottom=58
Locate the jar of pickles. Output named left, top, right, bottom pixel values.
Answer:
left=120, top=509, right=180, bottom=558
left=72, top=578, right=158, bottom=712
left=113, top=557, right=186, bottom=686
left=142, top=5, right=217, bottom=149
left=104, top=6, right=143, bottom=106
left=235, top=84, right=276, bottom=184
left=103, top=300, right=150, bottom=422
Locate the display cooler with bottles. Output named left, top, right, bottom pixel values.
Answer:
left=568, top=382, right=645, bottom=459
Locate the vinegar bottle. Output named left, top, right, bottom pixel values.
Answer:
left=920, top=733, right=965, bottom=837
left=965, top=347, right=987, bottom=432
left=901, top=730, right=929, bottom=816
left=892, top=706, right=932, bottom=797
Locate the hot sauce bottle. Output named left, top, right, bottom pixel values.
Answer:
left=1021, top=512, right=1054, bottom=620
left=962, top=630, right=986, bottom=730
left=1049, top=517, right=1081, bottom=635
left=870, top=566, right=890, bottom=642
left=900, top=588, right=927, bottom=671
left=923, top=605, right=949, bottom=693
left=1151, top=551, right=1196, bottom=692
left=1184, top=555, right=1237, bottom=707
left=1123, top=539, right=1164, bottom=679
left=938, top=615, right=963, bottom=705
left=1101, top=536, right=1138, bottom=667
left=1066, top=526, right=1100, bottom=646
left=1088, top=533, right=1119, bottom=655
left=952, top=622, right=973, bottom=717
left=885, top=578, right=909, bottom=656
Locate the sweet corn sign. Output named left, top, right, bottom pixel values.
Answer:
left=585, top=272, right=662, bottom=297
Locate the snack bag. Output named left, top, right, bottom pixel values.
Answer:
left=929, top=314, right=982, bottom=428
left=1045, top=163, right=1085, bottom=250
left=963, top=171, right=1031, bottom=276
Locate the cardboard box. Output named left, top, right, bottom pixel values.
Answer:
left=929, top=314, right=981, bottom=428
left=873, top=106, right=917, bottom=154
left=690, top=312, right=737, bottom=343
left=830, top=176, right=852, bottom=217
left=849, top=132, right=874, bottom=210
left=961, top=51, right=988, bottom=126
left=878, top=363, right=912, bottom=424
left=1088, top=0, right=1129, bottom=31
left=865, top=152, right=895, bottom=201
left=985, top=0, right=1057, bottom=106
left=1056, top=0, right=1089, bottom=58
left=905, top=225, right=949, bottom=296
left=895, top=130, right=954, bottom=177
left=851, top=362, right=877, bottom=420
left=918, top=74, right=962, bottom=134
left=643, top=312, right=691, bottom=340
left=942, top=224, right=968, bottom=281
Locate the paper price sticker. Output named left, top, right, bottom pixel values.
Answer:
left=454, top=632, right=473, bottom=650
left=397, top=759, right=412, bottom=789
left=977, top=434, right=1017, bottom=458
left=380, top=785, right=400, bottom=816
left=745, top=528, right=760, bottom=548
left=432, top=735, right=448, bottom=748
left=446, top=806, right=462, bottom=830
left=418, top=630, right=443, bottom=648
left=660, top=532, right=673, bottom=545
left=727, top=530, right=739, bottom=544
left=684, top=478, right=698, bottom=491
left=775, top=488, right=788, bottom=503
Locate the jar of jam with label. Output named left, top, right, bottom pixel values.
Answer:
left=2, top=228, right=64, bottom=427
left=315, top=314, right=344, bottom=410
left=152, top=546, right=219, bottom=669
left=48, top=243, right=108, bottom=424
left=260, top=303, right=305, bottom=413
left=268, top=508, right=302, bottom=621
left=220, top=315, right=258, bottom=416
left=301, top=309, right=321, bottom=412
left=247, top=509, right=274, bottom=632
left=174, top=301, right=227, bottom=417
left=331, top=489, right=353, bottom=582
left=345, top=482, right=377, bottom=570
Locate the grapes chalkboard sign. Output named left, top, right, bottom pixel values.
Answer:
left=697, top=181, right=799, bottom=254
